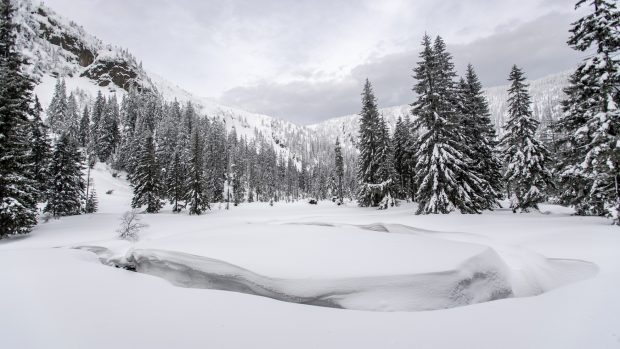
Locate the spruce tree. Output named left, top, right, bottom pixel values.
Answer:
left=0, top=0, right=38, bottom=237
left=47, top=78, right=67, bottom=134
left=458, top=64, right=503, bottom=209
left=392, top=116, right=409, bottom=199
left=187, top=128, right=209, bottom=215
left=78, top=105, right=90, bottom=147
left=500, top=66, right=553, bottom=212
left=356, top=79, right=392, bottom=207
left=84, top=188, right=98, bottom=214
left=65, top=92, right=80, bottom=142
left=130, top=131, right=163, bottom=213
left=334, top=137, right=344, bottom=204
left=29, top=97, right=51, bottom=201
left=96, top=96, right=120, bottom=162
left=411, top=35, right=486, bottom=214
left=556, top=0, right=620, bottom=218
left=44, top=134, right=85, bottom=217
left=90, top=91, right=105, bottom=152
left=166, top=144, right=188, bottom=212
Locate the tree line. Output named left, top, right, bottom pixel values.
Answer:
left=354, top=0, right=620, bottom=221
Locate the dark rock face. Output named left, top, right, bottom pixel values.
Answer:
left=36, top=8, right=96, bottom=68
left=80, top=57, right=145, bottom=91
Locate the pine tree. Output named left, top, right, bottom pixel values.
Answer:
left=187, top=128, right=209, bottom=215
left=376, top=116, right=397, bottom=207
left=392, top=116, right=410, bottom=199
left=500, top=66, right=553, bottom=212
left=85, top=188, right=98, bottom=213
left=166, top=144, right=188, bottom=212
left=356, top=79, right=392, bottom=207
left=458, top=64, right=503, bottom=209
left=130, top=131, right=163, bottom=213
left=44, top=134, right=85, bottom=217
left=96, top=96, right=120, bottom=162
left=556, top=0, right=620, bottom=218
left=29, top=97, right=51, bottom=201
left=334, top=137, right=344, bottom=204
left=47, top=78, right=67, bottom=134
left=65, top=92, right=80, bottom=142
left=411, top=35, right=486, bottom=214
left=90, top=91, right=105, bottom=151
left=78, top=105, right=90, bottom=147
left=0, top=0, right=38, bottom=237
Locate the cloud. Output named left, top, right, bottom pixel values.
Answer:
left=220, top=11, right=583, bottom=124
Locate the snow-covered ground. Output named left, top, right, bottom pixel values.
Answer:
left=1, top=164, right=619, bottom=348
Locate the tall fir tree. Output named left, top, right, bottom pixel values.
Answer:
left=65, top=92, right=80, bottom=141
left=334, top=137, right=344, bottom=204
left=46, top=78, right=67, bottom=134
left=90, top=91, right=105, bottom=152
left=500, top=66, right=553, bottom=212
left=556, top=0, right=620, bottom=218
left=0, top=0, right=38, bottom=237
left=96, top=96, right=120, bottom=162
left=411, top=35, right=486, bottom=214
left=130, top=131, right=163, bottom=213
left=392, top=116, right=410, bottom=199
left=166, top=144, right=188, bottom=212
left=78, top=105, right=90, bottom=147
left=458, top=64, right=503, bottom=209
left=44, top=134, right=85, bottom=217
left=356, top=79, right=392, bottom=207
left=29, top=97, right=51, bottom=201
left=187, top=127, right=209, bottom=215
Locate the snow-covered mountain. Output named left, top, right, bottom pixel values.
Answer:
left=16, top=0, right=570, bottom=161
left=15, top=0, right=315, bottom=163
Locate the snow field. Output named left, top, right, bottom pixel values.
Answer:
left=0, top=163, right=618, bottom=348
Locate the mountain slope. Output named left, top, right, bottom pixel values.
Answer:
left=15, top=0, right=570, bottom=163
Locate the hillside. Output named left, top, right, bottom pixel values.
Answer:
left=16, top=0, right=569, bottom=162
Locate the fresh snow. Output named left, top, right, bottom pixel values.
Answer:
left=1, top=163, right=618, bottom=348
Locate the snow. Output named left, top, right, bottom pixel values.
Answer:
left=1, top=163, right=619, bottom=348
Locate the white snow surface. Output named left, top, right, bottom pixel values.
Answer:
left=1, top=163, right=618, bottom=348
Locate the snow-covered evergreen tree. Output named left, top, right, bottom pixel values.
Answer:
left=44, top=134, right=85, bottom=217
left=166, top=144, right=188, bottom=212
left=458, top=64, right=503, bottom=209
left=411, top=35, right=486, bottom=214
left=356, top=79, right=393, bottom=207
left=29, top=97, right=51, bottom=201
left=500, top=66, right=553, bottom=212
left=0, top=0, right=38, bottom=237
left=84, top=188, right=98, bottom=213
left=130, top=131, right=163, bottom=213
left=65, top=92, right=80, bottom=141
left=96, top=96, right=120, bottom=162
left=46, top=78, right=67, bottom=134
left=392, top=116, right=412, bottom=200
left=90, top=91, right=105, bottom=153
left=187, top=127, right=209, bottom=215
left=334, top=137, right=344, bottom=204
left=556, top=0, right=620, bottom=218
left=78, top=105, right=90, bottom=147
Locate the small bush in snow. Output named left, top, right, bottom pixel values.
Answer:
left=117, top=210, right=148, bottom=242
left=106, top=189, right=114, bottom=195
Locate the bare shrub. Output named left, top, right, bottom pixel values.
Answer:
left=117, top=210, right=148, bottom=242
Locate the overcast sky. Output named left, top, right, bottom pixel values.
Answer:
left=43, top=0, right=586, bottom=124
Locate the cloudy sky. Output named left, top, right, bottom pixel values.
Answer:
left=44, top=0, right=585, bottom=124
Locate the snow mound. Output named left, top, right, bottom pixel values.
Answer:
left=83, top=247, right=513, bottom=312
